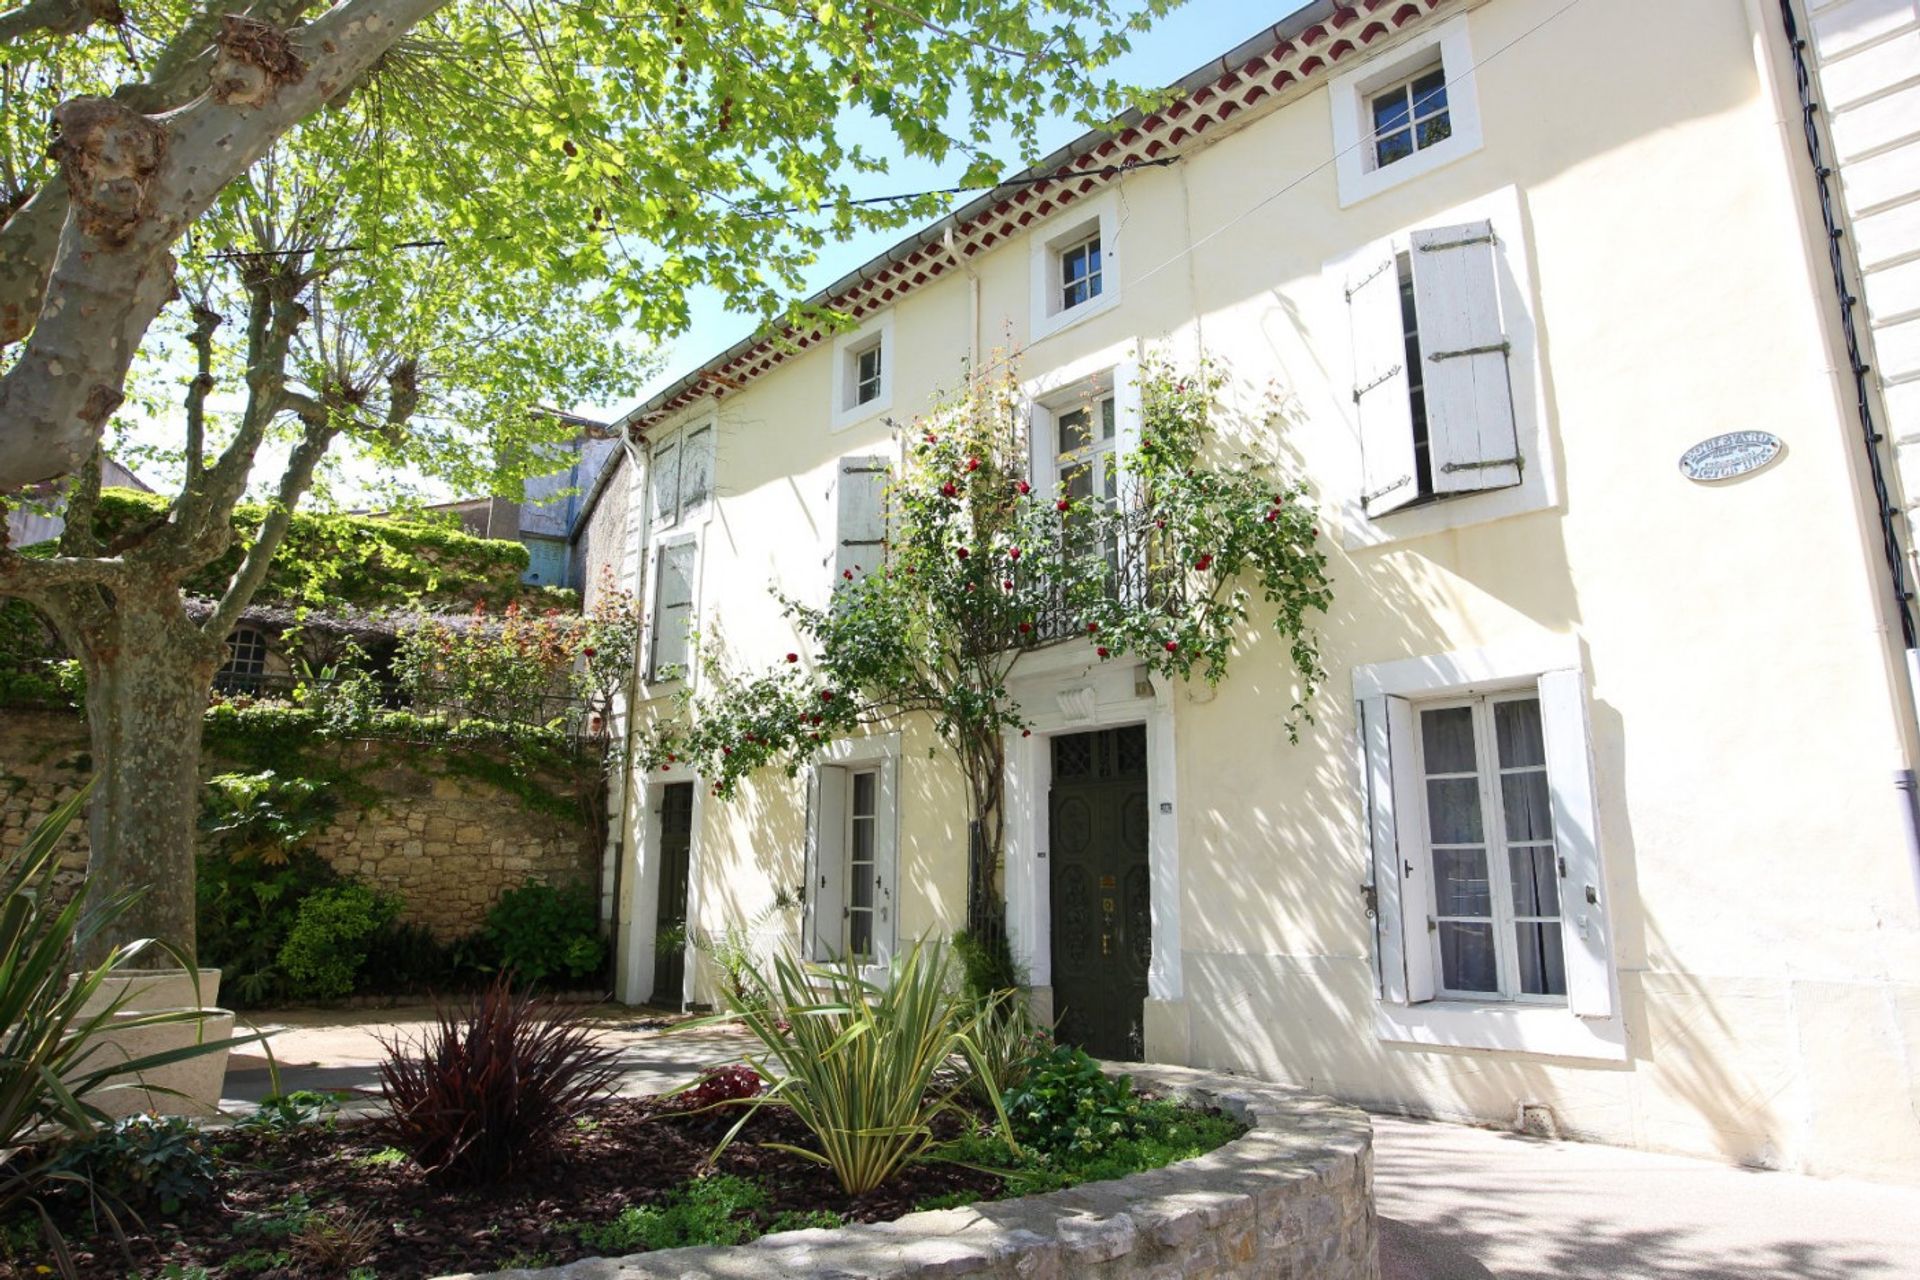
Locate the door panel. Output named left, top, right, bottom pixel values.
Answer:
left=651, top=782, right=694, bottom=1008
left=1048, top=726, right=1150, bottom=1061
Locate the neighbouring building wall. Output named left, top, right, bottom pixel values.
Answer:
left=573, top=450, right=633, bottom=607
left=0, top=709, right=601, bottom=942
left=615, top=0, right=1920, bottom=1184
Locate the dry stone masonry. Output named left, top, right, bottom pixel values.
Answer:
left=455, top=1063, right=1379, bottom=1280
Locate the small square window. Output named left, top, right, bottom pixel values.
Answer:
left=1059, top=233, right=1103, bottom=311
left=854, top=342, right=883, bottom=406
left=1370, top=65, right=1451, bottom=171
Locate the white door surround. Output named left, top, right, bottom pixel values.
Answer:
left=619, top=765, right=703, bottom=1008
left=1003, top=644, right=1182, bottom=1003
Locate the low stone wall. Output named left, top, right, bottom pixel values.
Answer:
left=0, top=708, right=599, bottom=941
left=457, top=1063, right=1378, bottom=1280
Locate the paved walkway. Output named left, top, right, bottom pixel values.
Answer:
left=222, top=1009, right=1920, bottom=1278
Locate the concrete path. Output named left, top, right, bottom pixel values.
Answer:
left=221, top=1009, right=1920, bottom=1278
left=1374, top=1114, right=1920, bottom=1279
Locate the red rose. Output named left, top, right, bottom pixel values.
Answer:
left=1016, top=480, right=1031, bottom=495
left=941, top=482, right=958, bottom=498
left=1008, top=547, right=1022, bottom=560
left=1057, top=499, right=1070, bottom=512
left=1003, top=579, right=1014, bottom=590
left=1194, top=554, right=1213, bottom=571
left=1018, top=621, right=1032, bottom=634
left=956, top=548, right=969, bottom=560
left=583, top=646, right=598, bottom=657
left=1264, top=510, right=1278, bottom=523
left=820, top=690, right=835, bottom=702
left=843, top=569, right=854, bottom=580
left=966, top=457, right=980, bottom=472
left=926, top=433, right=938, bottom=444
left=1164, top=640, right=1178, bottom=653
left=1086, top=622, right=1099, bottom=634
left=1096, top=646, right=1110, bottom=658
left=1022, top=729, right=1032, bottom=738
left=787, top=652, right=799, bottom=663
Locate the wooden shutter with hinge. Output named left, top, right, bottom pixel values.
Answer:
left=1410, top=221, right=1521, bottom=494
left=1361, top=694, right=1436, bottom=1004
left=834, top=455, right=890, bottom=588
left=1538, top=668, right=1614, bottom=1018
left=1348, top=251, right=1420, bottom=516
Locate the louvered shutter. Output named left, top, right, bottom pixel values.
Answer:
left=834, top=455, right=889, bottom=588
left=1361, top=694, right=1436, bottom=1004
left=1410, top=221, right=1521, bottom=494
left=1348, top=251, right=1420, bottom=516
left=1538, top=668, right=1615, bottom=1018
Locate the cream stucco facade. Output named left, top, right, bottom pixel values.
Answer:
left=604, top=0, right=1920, bottom=1184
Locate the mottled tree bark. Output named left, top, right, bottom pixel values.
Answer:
left=74, top=586, right=221, bottom=965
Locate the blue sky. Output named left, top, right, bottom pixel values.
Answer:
left=613, top=0, right=1312, bottom=417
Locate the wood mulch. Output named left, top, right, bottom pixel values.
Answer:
left=48, top=1099, right=1005, bottom=1279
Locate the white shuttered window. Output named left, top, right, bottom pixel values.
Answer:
left=650, top=422, right=714, bottom=530
left=1361, top=669, right=1613, bottom=1019
left=804, top=754, right=898, bottom=971
left=833, top=454, right=889, bottom=591
left=1349, top=218, right=1520, bottom=516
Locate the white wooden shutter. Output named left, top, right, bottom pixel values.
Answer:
left=1538, top=668, right=1614, bottom=1018
left=1410, top=221, right=1520, bottom=494
left=649, top=435, right=680, bottom=529
left=834, top=455, right=889, bottom=587
left=1111, top=357, right=1144, bottom=509
left=1348, top=250, right=1420, bottom=516
left=810, top=765, right=848, bottom=962
left=802, top=768, right=822, bottom=962
left=1361, top=695, right=1436, bottom=1004
left=649, top=541, right=695, bottom=678
left=679, top=423, right=715, bottom=512
left=871, top=755, right=899, bottom=971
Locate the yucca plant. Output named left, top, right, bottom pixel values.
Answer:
left=376, top=975, right=620, bottom=1186
left=699, top=941, right=1015, bottom=1196
left=0, top=781, right=260, bottom=1275
left=963, top=988, right=1051, bottom=1108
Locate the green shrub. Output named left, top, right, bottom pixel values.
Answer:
left=1002, top=1043, right=1143, bottom=1159
left=964, top=987, right=1051, bottom=1107
left=279, top=885, right=403, bottom=1001
left=704, top=941, right=1013, bottom=1196
left=196, top=844, right=344, bottom=1007
left=201, top=769, right=338, bottom=861
left=47, top=1115, right=218, bottom=1216
left=569, top=1175, right=766, bottom=1252
left=935, top=1096, right=1243, bottom=1196
left=951, top=926, right=1020, bottom=1002
left=483, top=879, right=606, bottom=987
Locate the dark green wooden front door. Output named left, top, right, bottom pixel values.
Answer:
left=651, top=782, right=694, bottom=1008
left=1048, top=726, right=1151, bottom=1061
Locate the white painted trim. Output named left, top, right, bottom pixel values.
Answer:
left=1003, top=658, right=1181, bottom=1002
left=1329, top=13, right=1484, bottom=208
left=620, top=767, right=704, bottom=1008
left=830, top=310, right=896, bottom=433
left=1351, top=632, right=1582, bottom=700
left=808, top=732, right=903, bottom=983
left=1324, top=185, right=1559, bottom=550
left=1029, top=190, right=1123, bottom=343
left=641, top=529, right=702, bottom=689
left=1374, top=999, right=1628, bottom=1063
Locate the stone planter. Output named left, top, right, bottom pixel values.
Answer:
left=446, top=1062, right=1379, bottom=1280
left=74, top=968, right=237, bottom=1119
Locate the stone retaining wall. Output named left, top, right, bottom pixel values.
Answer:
left=456, top=1063, right=1378, bottom=1280
left=0, top=708, right=600, bottom=941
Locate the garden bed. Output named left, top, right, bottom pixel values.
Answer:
left=37, top=1086, right=1241, bottom=1280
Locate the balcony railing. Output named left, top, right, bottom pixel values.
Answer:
left=1027, top=507, right=1185, bottom=647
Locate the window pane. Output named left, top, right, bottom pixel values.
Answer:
left=1509, top=845, right=1561, bottom=917
left=654, top=602, right=689, bottom=673
left=1439, top=921, right=1498, bottom=992
left=658, top=544, right=695, bottom=608
left=1058, top=407, right=1093, bottom=454
left=1100, top=396, right=1116, bottom=440
left=1515, top=922, right=1567, bottom=996
left=1433, top=847, right=1492, bottom=917
left=850, top=832, right=874, bottom=891
left=1494, top=698, right=1546, bottom=768
left=1372, top=86, right=1411, bottom=133
left=852, top=770, right=876, bottom=819
left=1501, top=770, right=1554, bottom=844
left=1426, top=778, right=1484, bottom=844
left=1417, top=113, right=1453, bottom=150
left=1411, top=69, right=1448, bottom=117
left=1375, top=129, right=1414, bottom=167
left=1420, top=706, right=1476, bottom=774
left=847, top=910, right=872, bottom=959
left=1061, top=462, right=1093, bottom=503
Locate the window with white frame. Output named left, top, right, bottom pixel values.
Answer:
left=1328, top=15, right=1482, bottom=207
left=649, top=422, right=713, bottom=530
left=1415, top=693, right=1564, bottom=1001
left=831, top=313, right=893, bottom=428
left=1369, top=63, right=1451, bottom=171
left=1359, top=657, right=1616, bottom=1041
left=1053, top=393, right=1122, bottom=587
left=1030, top=198, right=1119, bottom=341
left=806, top=746, right=898, bottom=969
left=1347, top=219, right=1518, bottom=518
left=648, top=538, right=696, bottom=681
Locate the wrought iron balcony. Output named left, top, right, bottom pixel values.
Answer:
left=1026, top=508, right=1184, bottom=648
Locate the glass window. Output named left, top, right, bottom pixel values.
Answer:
left=1396, top=253, right=1433, bottom=499
left=215, top=627, right=270, bottom=693
left=1417, top=694, right=1566, bottom=1001
left=1059, top=233, right=1103, bottom=311
left=1371, top=65, right=1452, bottom=170
left=854, top=343, right=883, bottom=406
left=846, top=768, right=878, bottom=959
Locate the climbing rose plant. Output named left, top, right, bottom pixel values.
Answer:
left=638, top=353, right=1332, bottom=905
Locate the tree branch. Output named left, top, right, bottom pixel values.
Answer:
left=0, top=0, right=121, bottom=49
left=204, top=407, right=337, bottom=638
left=180, top=301, right=222, bottom=500
left=0, top=0, right=450, bottom=490
left=56, top=438, right=101, bottom=558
